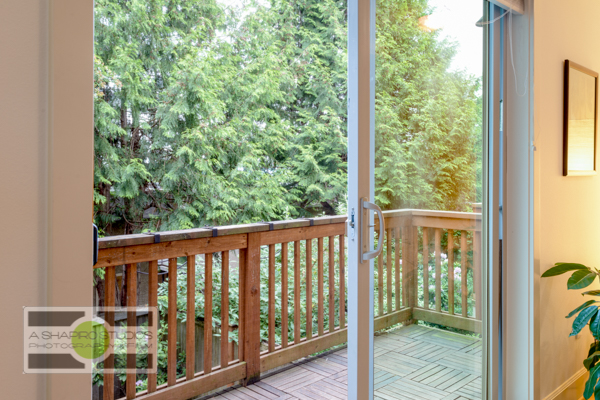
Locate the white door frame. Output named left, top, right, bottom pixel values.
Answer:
left=346, top=2, right=520, bottom=398
left=347, top=0, right=375, bottom=398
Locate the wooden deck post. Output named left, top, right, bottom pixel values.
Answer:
left=242, top=232, right=261, bottom=385
left=402, top=224, right=418, bottom=324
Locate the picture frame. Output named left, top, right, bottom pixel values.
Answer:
left=563, top=60, right=598, bottom=176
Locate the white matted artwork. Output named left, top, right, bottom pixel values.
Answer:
left=564, top=60, right=598, bottom=176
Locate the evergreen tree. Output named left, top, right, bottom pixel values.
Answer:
left=374, top=0, right=480, bottom=212
left=93, top=0, right=480, bottom=235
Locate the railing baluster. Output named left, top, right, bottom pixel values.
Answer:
left=243, top=232, right=261, bottom=385
left=378, top=230, right=384, bottom=315
left=306, top=239, right=313, bottom=340
left=294, top=241, right=301, bottom=345
left=168, top=258, right=177, bottom=386
left=435, top=228, right=442, bottom=313
left=328, top=236, right=335, bottom=333
left=395, top=228, right=401, bottom=311
left=402, top=225, right=417, bottom=312
left=126, top=263, right=137, bottom=400
left=339, top=234, right=345, bottom=327
left=318, top=237, right=324, bottom=336
left=238, top=249, right=246, bottom=360
left=386, top=229, right=392, bottom=314
left=281, top=243, right=288, bottom=348
left=401, top=227, right=407, bottom=308
left=221, top=251, right=229, bottom=368
left=474, top=230, right=482, bottom=320
left=411, top=225, right=418, bottom=311
left=422, top=228, right=429, bottom=310
left=103, top=266, right=115, bottom=400
left=461, top=231, right=468, bottom=317
left=147, top=261, right=157, bottom=393
left=204, top=253, right=213, bottom=375
left=268, top=244, right=275, bottom=352
left=186, top=255, right=196, bottom=380
left=448, top=230, right=455, bottom=315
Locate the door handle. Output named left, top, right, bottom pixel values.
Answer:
left=360, top=197, right=385, bottom=262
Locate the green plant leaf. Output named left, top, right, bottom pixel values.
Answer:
left=595, top=381, right=600, bottom=400
left=585, top=364, right=600, bottom=399
left=568, top=270, right=597, bottom=290
left=571, top=306, right=599, bottom=337
left=591, top=313, right=600, bottom=341
left=589, top=341, right=600, bottom=357
left=584, top=291, right=600, bottom=296
left=568, top=300, right=597, bottom=318
left=585, top=351, right=600, bottom=370
left=542, top=263, right=589, bottom=277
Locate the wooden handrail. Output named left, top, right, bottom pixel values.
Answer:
left=95, top=209, right=481, bottom=400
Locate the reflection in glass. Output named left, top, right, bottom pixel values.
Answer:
left=373, top=0, right=483, bottom=398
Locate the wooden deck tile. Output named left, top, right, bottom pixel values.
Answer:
left=209, top=326, right=482, bottom=400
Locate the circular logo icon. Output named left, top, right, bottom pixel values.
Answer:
left=71, top=320, right=109, bottom=360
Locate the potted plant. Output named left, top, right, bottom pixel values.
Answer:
left=542, top=263, right=600, bottom=399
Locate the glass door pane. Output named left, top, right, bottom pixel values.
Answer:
left=372, top=1, right=485, bottom=398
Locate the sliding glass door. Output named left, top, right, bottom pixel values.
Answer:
left=348, top=1, right=504, bottom=398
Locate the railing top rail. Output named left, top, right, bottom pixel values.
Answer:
left=380, top=208, right=482, bottom=221
left=99, top=209, right=482, bottom=249
left=99, top=215, right=347, bottom=249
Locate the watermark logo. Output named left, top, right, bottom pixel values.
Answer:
left=23, top=306, right=157, bottom=374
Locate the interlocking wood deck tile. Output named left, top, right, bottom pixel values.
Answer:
left=240, top=384, right=281, bottom=399
left=375, top=353, right=429, bottom=376
left=254, top=382, right=294, bottom=398
left=209, top=326, right=482, bottom=400
left=328, top=369, right=348, bottom=382
left=322, top=353, right=347, bottom=366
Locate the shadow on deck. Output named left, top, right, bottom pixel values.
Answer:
left=206, top=325, right=482, bottom=400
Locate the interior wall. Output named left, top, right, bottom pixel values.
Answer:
left=534, top=0, right=600, bottom=398
left=0, top=0, right=49, bottom=397
left=0, top=0, right=93, bottom=399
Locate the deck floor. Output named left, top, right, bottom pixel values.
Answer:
left=209, top=325, right=482, bottom=400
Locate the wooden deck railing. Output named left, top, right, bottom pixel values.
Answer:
left=95, top=208, right=481, bottom=400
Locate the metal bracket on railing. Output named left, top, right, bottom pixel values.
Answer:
left=212, top=228, right=218, bottom=237
left=143, top=232, right=161, bottom=243
left=360, top=197, right=385, bottom=262
left=260, top=221, right=275, bottom=231
left=93, top=224, right=99, bottom=266
left=304, top=218, right=315, bottom=226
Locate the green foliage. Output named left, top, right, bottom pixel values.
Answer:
left=94, top=0, right=348, bottom=235
left=94, top=0, right=482, bottom=235
left=543, top=262, right=600, bottom=399
left=374, top=0, right=480, bottom=212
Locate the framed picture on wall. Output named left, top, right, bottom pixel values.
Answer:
left=564, top=60, right=598, bottom=176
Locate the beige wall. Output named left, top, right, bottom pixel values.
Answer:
left=534, top=0, right=600, bottom=398
left=0, top=0, right=93, bottom=399
left=0, top=1, right=49, bottom=397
